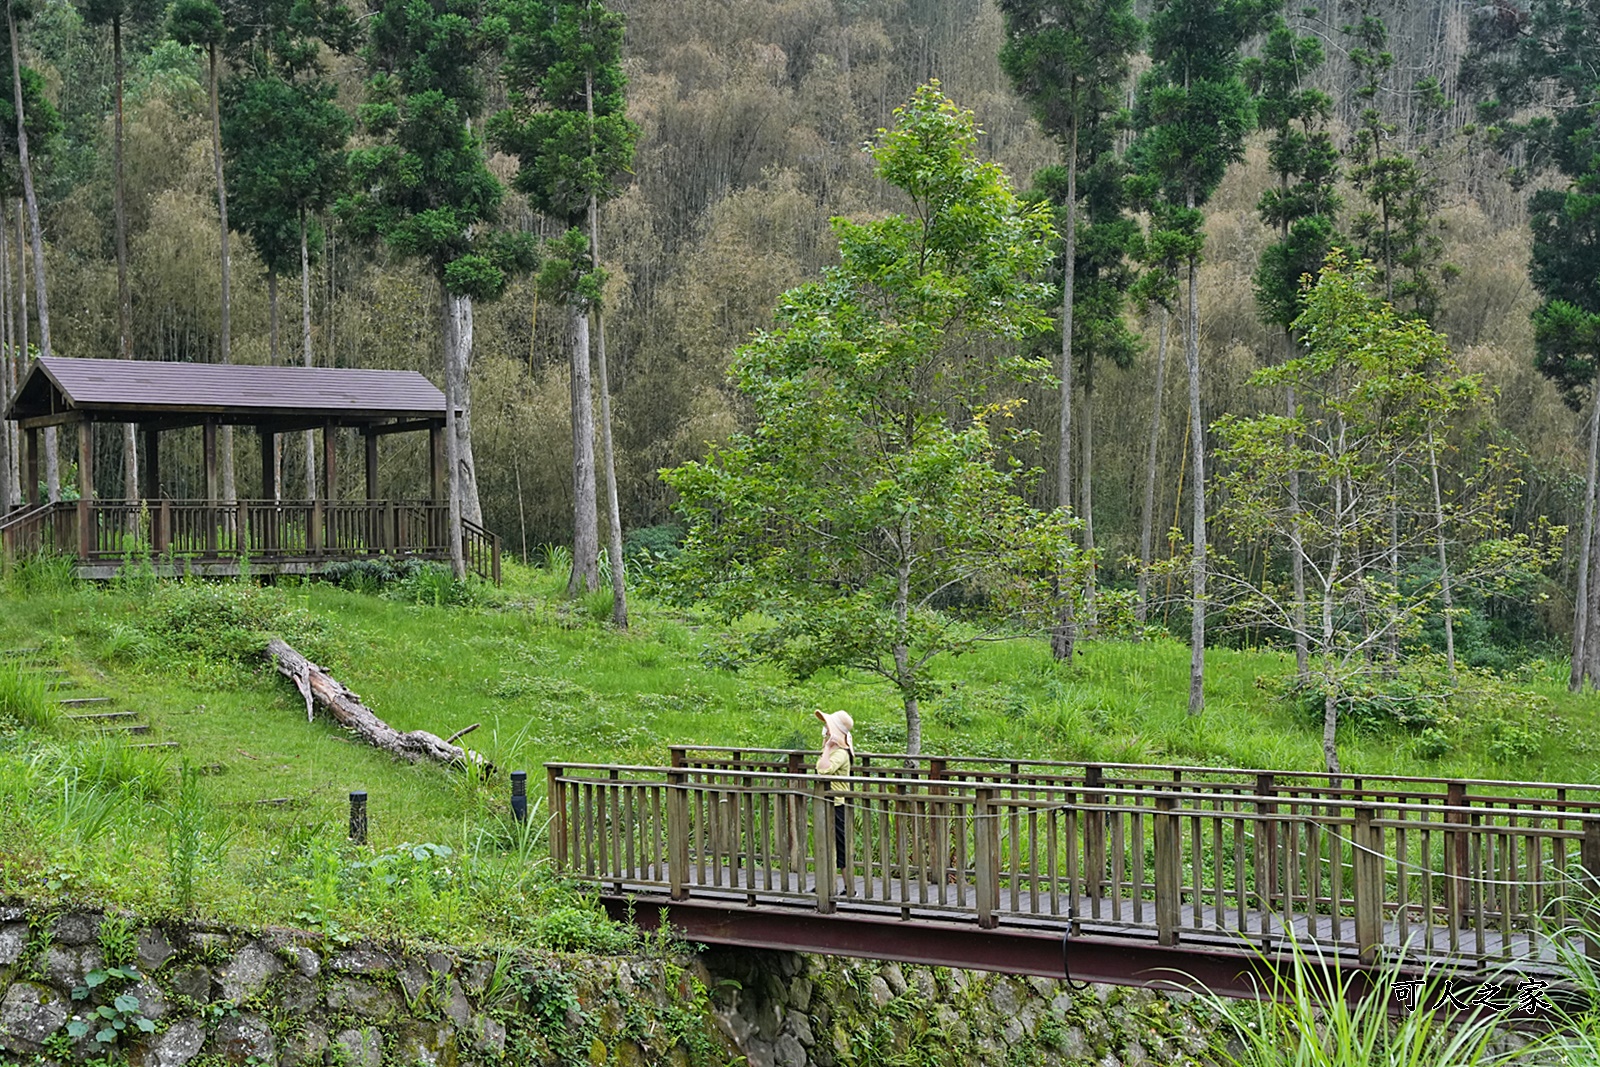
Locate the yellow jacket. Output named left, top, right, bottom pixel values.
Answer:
left=817, top=745, right=851, bottom=806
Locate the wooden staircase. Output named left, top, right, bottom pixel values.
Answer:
left=3, top=647, right=170, bottom=748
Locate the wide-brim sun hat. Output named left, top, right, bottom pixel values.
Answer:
left=816, top=709, right=854, bottom=752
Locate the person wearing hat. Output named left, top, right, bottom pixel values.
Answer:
left=816, top=710, right=854, bottom=871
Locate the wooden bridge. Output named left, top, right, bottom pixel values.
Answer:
left=547, top=747, right=1600, bottom=998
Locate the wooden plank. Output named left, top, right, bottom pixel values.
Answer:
left=815, top=784, right=835, bottom=915
left=667, top=770, right=688, bottom=900
left=1085, top=765, right=1105, bottom=903
left=1582, top=820, right=1600, bottom=960
left=1354, top=805, right=1380, bottom=964
left=975, top=787, right=998, bottom=929
left=1154, top=795, right=1180, bottom=946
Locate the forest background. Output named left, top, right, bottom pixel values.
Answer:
left=0, top=0, right=1579, bottom=664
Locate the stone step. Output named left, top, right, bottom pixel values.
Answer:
left=131, top=741, right=179, bottom=751
left=67, top=711, right=138, bottom=723
left=58, top=697, right=113, bottom=708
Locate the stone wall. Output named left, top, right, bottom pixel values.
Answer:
left=0, top=906, right=1230, bottom=1067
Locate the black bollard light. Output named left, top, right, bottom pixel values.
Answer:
left=349, top=790, right=368, bottom=845
left=510, top=771, right=527, bottom=823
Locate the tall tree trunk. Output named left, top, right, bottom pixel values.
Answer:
left=0, top=216, right=8, bottom=512
left=206, top=43, right=234, bottom=504
left=593, top=306, right=627, bottom=627
left=1427, top=430, right=1455, bottom=680
left=1185, top=240, right=1206, bottom=716
left=1587, top=506, right=1600, bottom=690
left=9, top=8, right=54, bottom=503
left=567, top=301, right=600, bottom=594
left=1051, top=118, right=1080, bottom=662
left=1137, top=309, right=1169, bottom=631
left=1571, top=377, right=1600, bottom=691
left=1323, top=471, right=1344, bottom=775
left=447, top=293, right=481, bottom=525
left=895, top=512, right=920, bottom=755
left=1385, top=497, right=1400, bottom=678
left=441, top=287, right=464, bottom=578
left=1285, top=336, right=1309, bottom=684
left=113, top=15, right=136, bottom=505
left=301, top=215, right=315, bottom=501
left=267, top=269, right=281, bottom=501
left=0, top=200, right=11, bottom=509
left=588, top=69, right=628, bottom=629
left=1080, top=364, right=1096, bottom=634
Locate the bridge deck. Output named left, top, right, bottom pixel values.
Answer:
left=550, top=747, right=1600, bottom=988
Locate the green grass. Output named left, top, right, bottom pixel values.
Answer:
left=0, top=559, right=1596, bottom=951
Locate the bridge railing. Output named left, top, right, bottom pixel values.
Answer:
left=665, top=745, right=1600, bottom=811
left=547, top=758, right=1600, bottom=970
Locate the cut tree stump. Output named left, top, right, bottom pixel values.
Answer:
left=265, top=638, right=491, bottom=773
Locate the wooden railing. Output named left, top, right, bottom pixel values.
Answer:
left=0, top=499, right=500, bottom=582
left=0, top=501, right=70, bottom=558
left=546, top=750, right=1600, bottom=970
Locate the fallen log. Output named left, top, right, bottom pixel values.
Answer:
left=266, top=638, right=492, bottom=773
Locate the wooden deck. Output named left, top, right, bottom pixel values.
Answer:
left=0, top=498, right=500, bottom=582
left=548, top=747, right=1600, bottom=977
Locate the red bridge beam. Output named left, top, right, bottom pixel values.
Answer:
left=601, top=894, right=1397, bottom=1003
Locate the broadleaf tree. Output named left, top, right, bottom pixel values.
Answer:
left=1214, top=255, right=1555, bottom=773
left=997, top=0, right=1141, bottom=659
left=662, top=85, right=1074, bottom=755
left=1129, top=0, right=1274, bottom=714
left=490, top=0, right=638, bottom=617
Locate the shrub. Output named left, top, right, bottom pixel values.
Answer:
left=391, top=562, right=477, bottom=608
left=144, top=582, right=333, bottom=668
left=321, top=556, right=424, bottom=593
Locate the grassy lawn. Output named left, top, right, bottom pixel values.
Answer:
left=0, top=558, right=1595, bottom=949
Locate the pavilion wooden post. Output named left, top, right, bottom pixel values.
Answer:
left=323, top=420, right=338, bottom=552
left=76, top=418, right=93, bottom=559
left=141, top=429, right=159, bottom=501
left=203, top=418, right=219, bottom=556
left=22, top=426, right=37, bottom=505
left=429, top=420, right=445, bottom=550
left=364, top=430, right=382, bottom=554
left=258, top=429, right=276, bottom=553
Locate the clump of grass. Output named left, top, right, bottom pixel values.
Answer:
left=1197, top=931, right=1527, bottom=1067
left=4, top=554, right=79, bottom=596
left=164, top=761, right=207, bottom=914
left=0, top=660, right=58, bottom=732
left=74, top=735, right=171, bottom=802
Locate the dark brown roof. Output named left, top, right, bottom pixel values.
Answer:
left=5, top=357, right=451, bottom=427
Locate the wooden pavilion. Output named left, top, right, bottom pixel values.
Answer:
left=0, top=356, right=499, bottom=581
